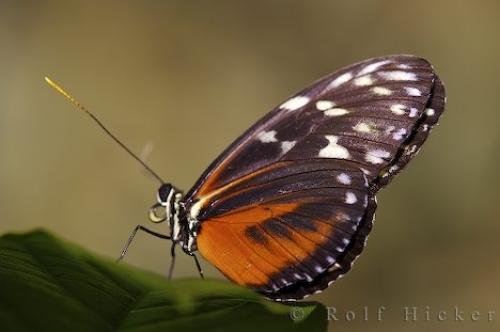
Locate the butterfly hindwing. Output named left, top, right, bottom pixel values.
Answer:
left=195, top=161, right=374, bottom=298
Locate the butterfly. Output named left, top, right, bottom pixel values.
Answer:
left=46, top=54, right=446, bottom=302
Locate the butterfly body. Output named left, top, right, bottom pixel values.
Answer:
left=150, top=54, right=445, bottom=301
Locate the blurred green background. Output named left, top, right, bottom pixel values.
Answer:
left=1, top=1, right=499, bottom=331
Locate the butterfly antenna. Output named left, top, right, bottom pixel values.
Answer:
left=44, top=76, right=165, bottom=184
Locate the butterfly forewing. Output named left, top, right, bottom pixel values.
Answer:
left=184, top=55, right=446, bottom=300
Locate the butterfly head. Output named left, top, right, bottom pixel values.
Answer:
left=148, top=183, right=191, bottom=247
left=148, top=183, right=181, bottom=223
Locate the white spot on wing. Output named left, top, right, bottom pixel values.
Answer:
left=328, top=72, right=353, bottom=89
left=353, top=75, right=373, bottom=86
left=324, top=108, right=349, bottom=117
left=392, top=128, right=407, bottom=141
left=365, top=149, right=391, bottom=164
left=389, top=165, right=399, bottom=173
left=326, top=256, right=336, bottom=264
left=280, top=140, right=296, bottom=154
left=372, top=86, right=392, bottom=96
left=409, top=107, right=419, bottom=118
left=358, top=60, right=391, bottom=76
left=390, top=104, right=406, bottom=115
left=425, top=108, right=435, bottom=116
left=315, top=100, right=335, bottom=111
left=336, top=173, right=352, bottom=185
left=405, top=144, right=418, bottom=156
left=379, top=71, right=417, bottom=81
left=279, top=96, right=310, bottom=111
left=319, top=135, right=350, bottom=159
left=314, top=265, right=324, bottom=273
left=353, top=122, right=374, bottom=134
left=345, top=192, right=357, bottom=204
left=405, top=87, right=422, bottom=96
left=256, top=130, right=277, bottom=143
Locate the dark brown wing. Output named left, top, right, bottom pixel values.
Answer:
left=184, top=55, right=446, bottom=300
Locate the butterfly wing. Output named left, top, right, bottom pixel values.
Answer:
left=184, top=55, right=446, bottom=300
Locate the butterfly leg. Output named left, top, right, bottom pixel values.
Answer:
left=117, top=225, right=170, bottom=262
left=190, top=252, right=205, bottom=279
left=168, top=243, right=176, bottom=280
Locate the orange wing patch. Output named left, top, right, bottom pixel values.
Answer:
left=191, top=162, right=371, bottom=293
left=196, top=202, right=342, bottom=291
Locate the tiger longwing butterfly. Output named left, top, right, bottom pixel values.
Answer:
left=46, top=54, right=446, bottom=301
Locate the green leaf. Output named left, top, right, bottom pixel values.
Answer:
left=0, top=230, right=327, bottom=332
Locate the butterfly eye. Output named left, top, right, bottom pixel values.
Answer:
left=148, top=203, right=167, bottom=223
left=157, top=183, right=174, bottom=205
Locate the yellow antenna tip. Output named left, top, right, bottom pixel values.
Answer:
left=44, top=76, right=84, bottom=112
